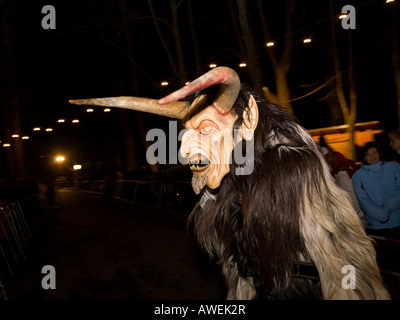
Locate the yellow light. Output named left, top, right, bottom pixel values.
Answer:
left=58, top=119, right=65, bottom=123
left=339, top=14, right=347, bottom=19
left=72, top=119, right=79, bottom=123
left=209, top=64, right=217, bottom=68
left=46, top=128, right=53, bottom=132
left=33, top=127, right=41, bottom=131
left=303, top=38, right=312, bottom=43
left=239, top=63, right=247, bottom=67
left=22, top=136, right=29, bottom=140
left=73, top=164, right=82, bottom=170
left=3, top=143, right=11, bottom=147
left=86, top=108, right=94, bottom=112
left=161, top=82, right=169, bottom=86
left=104, top=108, right=111, bottom=112
left=55, top=156, right=65, bottom=163
left=12, top=134, right=19, bottom=138
left=386, top=0, right=395, bottom=3
left=185, top=81, right=190, bottom=85
left=266, top=42, right=275, bottom=47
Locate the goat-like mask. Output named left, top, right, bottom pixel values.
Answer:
left=70, top=67, right=258, bottom=194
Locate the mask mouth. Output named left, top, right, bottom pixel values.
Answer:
left=188, top=154, right=211, bottom=173
left=187, top=153, right=211, bottom=194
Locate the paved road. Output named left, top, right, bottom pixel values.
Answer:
left=3, top=188, right=400, bottom=301
left=5, top=188, right=226, bottom=300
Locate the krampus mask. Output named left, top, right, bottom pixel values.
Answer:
left=70, top=67, right=389, bottom=300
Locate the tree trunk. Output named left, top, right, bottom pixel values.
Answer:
left=170, top=0, right=187, bottom=86
left=258, top=0, right=294, bottom=114
left=237, top=0, right=264, bottom=94
left=330, top=0, right=357, bottom=160
left=391, top=1, right=400, bottom=128
left=0, top=0, right=26, bottom=179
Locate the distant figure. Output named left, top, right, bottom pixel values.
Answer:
left=352, top=141, right=400, bottom=239
left=388, top=129, right=400, bottom=163
left=319, top=136, right=366, bottom=229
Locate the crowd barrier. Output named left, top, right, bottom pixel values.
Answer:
left=0, top=190, right=56, bottom=300
left=80, top=179, right=198, bottom=216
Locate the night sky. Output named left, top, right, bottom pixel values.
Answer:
left=1, top=0, right=399, bottom=179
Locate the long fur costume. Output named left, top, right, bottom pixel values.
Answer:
left=187, top=85, right=390, bottom=300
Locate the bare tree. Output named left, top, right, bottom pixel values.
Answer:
left=0, top=0, right=26, bottom=179
left=390, top=0, right=400, bottom=128
left=147, top=0, right=187, bottom=86
left=330, top=0, right=357, bottom=160
left=236, top=0, right=265, bottom=94
left=259, top=0, right=295, bottom=114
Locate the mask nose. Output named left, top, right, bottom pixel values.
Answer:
left=179, top=129, right=199, bottom=159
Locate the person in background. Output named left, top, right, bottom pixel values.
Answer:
left=319, top=136, right=366, bottom=229
left=352, top=141, right=400, bottom=239
left=388, top=129, right=400, bottom=163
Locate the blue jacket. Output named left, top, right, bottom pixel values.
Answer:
left=352, top=161, right=400, bottom=230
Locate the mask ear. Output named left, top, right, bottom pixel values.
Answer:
left=241, top=95, right=259, bottom=141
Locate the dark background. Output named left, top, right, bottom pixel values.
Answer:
left=0, top=0, right=399, bottom=182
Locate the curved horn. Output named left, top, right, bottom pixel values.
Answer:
left=158, top=66, right=240, bottom=112
left=69, top=96, right=187, bottom=119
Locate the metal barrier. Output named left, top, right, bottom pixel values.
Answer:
left=80, top=179, right=198, bottom=216
left=0, top=191, right=54, bottom=299
left=368, top=234, right=400, bottom=279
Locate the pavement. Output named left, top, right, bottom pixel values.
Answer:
left=2, top=187, right=400, bottom=302
left=3, top=188, right=226, bottom=300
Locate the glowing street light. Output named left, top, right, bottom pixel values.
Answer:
left=46, top=128, right=53, bottom=132
left=209, top=63, right=217, bottom=68
left=22, top=136, right=29, bottom=140
left=266, top=42, right=275, bottom=47
left=161, top=81, right=169, bottom=86
left=12, top=134, right=19, bottom=138
left=104, top=108, right=111, bottom=112
left=339, top=14, right=347, bottom=19
left=386, top=0, right=395, bottom=3
left=72, top=119, right=79, bottom=123
left=58, top=119, right=65, bottom=123
left=73, top=164, right=82, bottom=170
left=33, top=127, right=41, bottom=131
left=3, top=143, right=11, bottom=148
left=303, top=38, right=312, bottom=44
left=86, top=108, right=94, bottom=112
left=239, top=63, right=247, bottom=68
left=55, top=156, right=65, bottom=163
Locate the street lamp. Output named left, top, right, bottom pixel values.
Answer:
left=73, top=164, right=82, bottom=188
left=55, top=156, right=65, bottom=163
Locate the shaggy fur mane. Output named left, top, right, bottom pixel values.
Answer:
left=187, top=85, right=390, bottom=300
